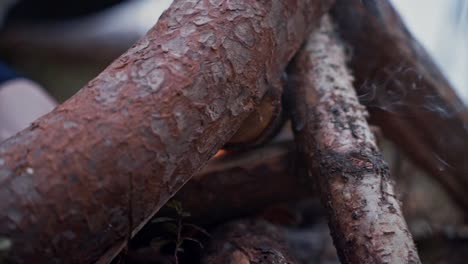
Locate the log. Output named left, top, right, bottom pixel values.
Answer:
left=331, top=0, right=468, bottom=211
left=0, top=0, right=334, bottom=263
left=171, top=141, right=311, bottom=225
left=286, top=16, right=420, bottom=263
left=202, top=219, right=298, bottom=264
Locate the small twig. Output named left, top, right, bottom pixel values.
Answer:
left=174, top=217, right=182, bottom=264
left=168, top=140, right=312, bottom=225
left=151, top=201, right=210, bottom=264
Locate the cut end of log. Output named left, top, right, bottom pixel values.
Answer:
left=226, top=87, right=284, bottom=149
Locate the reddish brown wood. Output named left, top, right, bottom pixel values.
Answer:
left=171, top=141, right=311, bottom=225
left=332, top=0, right=468, bottom=211
left=0, top=0, right=334, bottom=263
left=287, top=16, right=420, bottom=263
left=202, top=219, right=298, bottom=264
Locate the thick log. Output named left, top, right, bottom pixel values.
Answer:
left=0, top=0, right=334, bottom=263
left=332, top=0, right=468, bottom=211
left=170, top=141, right=311, bottom=225
left=202, top=219, right=298, bottom=264
left=287, top=16, right=420, bottom=263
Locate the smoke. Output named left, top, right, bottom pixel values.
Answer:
left=390, top=0, right=468, bottom=103
left=357, top=64, right=465, bottom=120
left=356, top=60, right=467, bottom=172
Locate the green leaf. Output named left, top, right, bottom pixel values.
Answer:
left=182, top=237, right=204, bottom=248
left=183, top=223, right=211, bottom=238
left=151, top=217, right=176, bottom=224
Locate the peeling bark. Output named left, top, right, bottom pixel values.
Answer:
left=286, top=16, right=420, bottom=263
left=0, top=0, right=334, bottom=263
left=202, top=219, right=298, bottom=264
left=332, top=0, right=468, bottom=211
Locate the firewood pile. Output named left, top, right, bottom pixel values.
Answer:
left=0, top=0, right=467, bottom=263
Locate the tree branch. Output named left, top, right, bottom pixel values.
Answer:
left=332, top=0, right=468, bottom=211
left=286, top=16, right=420, bottom=263
left=0, top=0, right=334, bottom=263
left=169, top=141, right=312, bottom=225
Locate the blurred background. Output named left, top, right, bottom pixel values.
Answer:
left=391, top=0, right=468, bottom=103
left=0, top=0, right=466, bottom=102
left=0, top=0, right=171, bottom=101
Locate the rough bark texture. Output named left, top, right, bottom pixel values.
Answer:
left=287, top=16, right=420, bottom=263
left=202, top=219, right=298, bottom=264
left=332, top=0, right=468, bottom=211
left=170, top=141, right=312, bottom=225
left=0, top=0, right=334, bottom=263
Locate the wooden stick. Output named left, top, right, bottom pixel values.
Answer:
left=170, top=141, right=312, bottom=225
left=332, top=0, right=468, bottom=211
left=0, top=0, right=334, bottom=262
left=286, top=16, right=420, bottom=263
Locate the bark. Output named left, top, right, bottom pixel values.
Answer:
left=170, top=141, right=312, bottom=225
left=202, top=219, right=298, bottom=264
left=0, top=0, right=334, bottom=263
left=331, top=0, right=468, bottom=211
left=286, top=16, right=420, bottom=263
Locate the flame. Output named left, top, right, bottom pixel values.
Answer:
left=213, top=149, right=227, bottom=158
